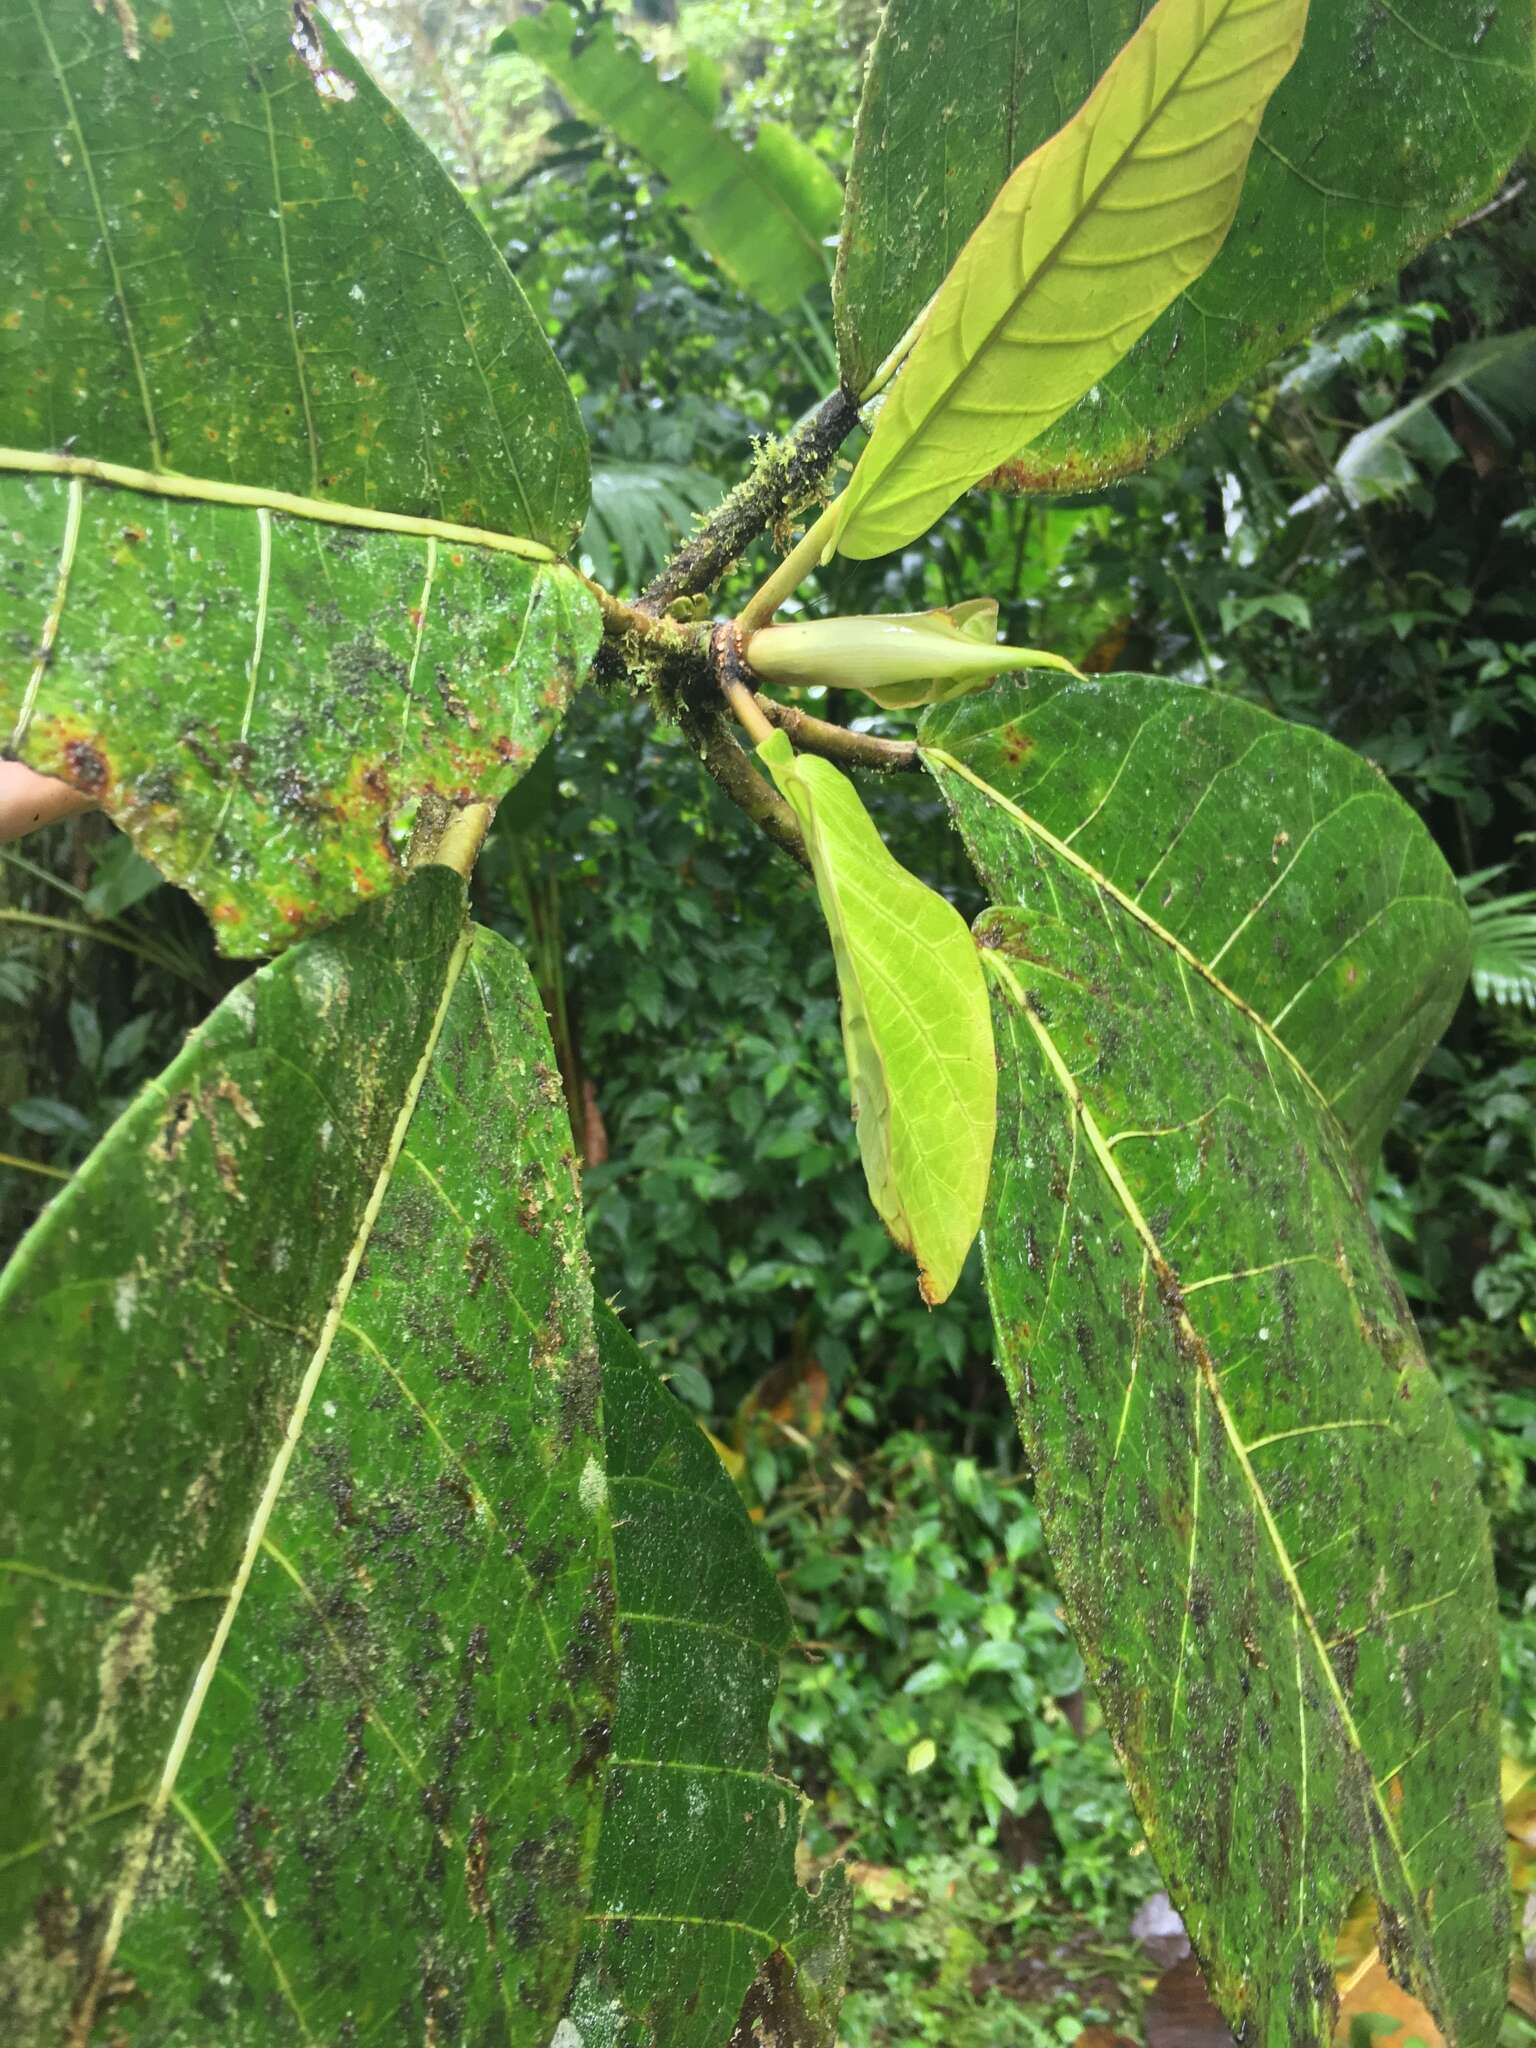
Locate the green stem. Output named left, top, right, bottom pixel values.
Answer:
left=0, top=1150, right=71, bottom=1182
left=736, top=501, right=842, bottom=633
left=0, top=846, right=89, bottom=905
left=426, top=803, right=492, bottom=880
left=0, top=907, right=194, bottom=979
left=722, top=675, right=775, bottom=748
left=588, top=580, right=709, bottom=661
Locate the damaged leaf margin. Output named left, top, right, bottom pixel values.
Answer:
left=1, top=469, right=601, bottom=955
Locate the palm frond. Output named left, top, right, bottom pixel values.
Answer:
left=1468, top=888, right=1536, bottom=1010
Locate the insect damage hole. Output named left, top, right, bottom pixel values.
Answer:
left=291, top=2, right=356, bottom=101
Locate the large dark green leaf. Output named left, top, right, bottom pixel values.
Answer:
left=2, top=0, right=586, bottom=545
left=1, top=0, right=597, bottom=951
left=835, top=0, right=1533, bottom=489
left=922, top=680, right=1501, bottom=2046
left=0, top=866, right=844, bottom=2042
left=923, top=675, right=1470, bottom=1160
left=566, top=1306, right=847, bottom=2048
left=1, top=481, right=600, bottom=954
left=503, top=5, right=841, bottom=316
left=0, top=859, right=614, bottom=2042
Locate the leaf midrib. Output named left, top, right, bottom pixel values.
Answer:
left=871, top=0, right=1263, bottom=480
left=0, top=448, right=558, bottom=563
left=69, top=923, right=476, bottom=2046
left=924, top=745, right=1329, bottom=1114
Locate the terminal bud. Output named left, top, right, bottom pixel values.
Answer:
left=743, top=599, right=1080, bottom=711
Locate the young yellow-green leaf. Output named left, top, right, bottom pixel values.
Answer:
left=758, top=729, right=995, bottom=1303
left=745, top=600, right=1080, bottom=711
left=832, top=0, right=1310, bottom=559
left=835, top=0, right=1533, bottom=490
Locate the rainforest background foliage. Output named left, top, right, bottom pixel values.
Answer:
left=3, top=3, right=1533, bottom=2040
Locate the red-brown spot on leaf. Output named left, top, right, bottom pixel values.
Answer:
left=62, top=739, right=109, bottom=795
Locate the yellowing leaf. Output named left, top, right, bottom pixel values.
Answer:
left=845, top=1862, right=914, bottom=1911
left=833, top=0, right=1310, bottom=559
left=906, top=1738, right=938, bottom=1775
left=745, top=600, right=1081, bottom=711
left=702, top=1425, right=747, bottom=1482
left=758, top=730, right=995, bottom=1304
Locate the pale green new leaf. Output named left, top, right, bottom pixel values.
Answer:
left=759, top=729, right=995, bottom=1303
left=503, top=5, right=839, bottom=316
left=745, top=599, right=1080, bottom=711
left=833, top=0, right=1310, bottom=559
left=835, top=2, right=1532, bottom=493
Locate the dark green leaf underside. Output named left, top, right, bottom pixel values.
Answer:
left=567, top=1305, right=848, bottom=2048
left=0, top=870, right=612, bottom=2044
left=1, top=474, right=600, bottom=955
left=923, top=674, right=1470, bottom=1160
left=835, top=0, right=1533, bottom=486
left=2, top=0, right=588, bottom=548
